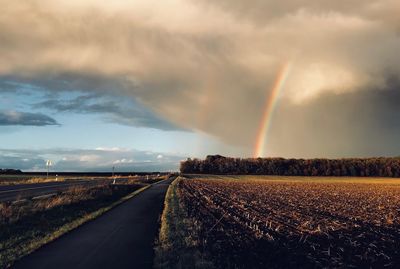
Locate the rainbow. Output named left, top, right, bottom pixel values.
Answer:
left=253, top=62, right=293, bottom=158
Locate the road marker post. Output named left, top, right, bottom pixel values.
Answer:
left=112, top=166, right=116, bottom=184
left=46, top=160, right=53, bottom=180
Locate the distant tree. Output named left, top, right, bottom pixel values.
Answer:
left=0, top=169, right=23, bottom=174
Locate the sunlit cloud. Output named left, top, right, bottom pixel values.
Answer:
left=1, top=0, right=400, bottom=158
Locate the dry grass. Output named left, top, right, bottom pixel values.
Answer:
left=0, top=174, right=170, bottom=186
left=154, top=177, right=215, bottom=269
left=0, top=183, right=145, bottom=268
left=0, top=183, right=112, bottom=224
left=117, top=174, right=169, bottom=185
left=0, top=175, right=100, bottom=185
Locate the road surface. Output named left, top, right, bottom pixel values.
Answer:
left=13, top=178, right=174, bottom=269
left=0, top=180, right=111, bottom=202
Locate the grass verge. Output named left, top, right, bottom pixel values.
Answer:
left=0, top=175, right=98, bottom=185
left=0, top=184, right=150, bottom=268
left=0, top=174, right=170, bottom=185
left=154, top=177, right=215, bottom=269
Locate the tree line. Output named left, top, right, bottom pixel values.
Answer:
left=180, top=155, right=400, bottom=177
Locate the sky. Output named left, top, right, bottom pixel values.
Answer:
left=1, top=0, right=400, bottom=171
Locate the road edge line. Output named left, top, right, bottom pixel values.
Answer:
left=11, top=184, right=152, bottom=267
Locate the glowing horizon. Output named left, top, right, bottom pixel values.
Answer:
left=253, top=62, right=293, bottom=158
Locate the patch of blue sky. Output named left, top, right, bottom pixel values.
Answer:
left=0, top=80, right=49, bottom=110
left=0, top=78, right=243, bottom=164
left=0, top=80, right=200, bottom=154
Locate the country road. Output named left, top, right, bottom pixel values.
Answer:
left=12, top=177, right=174, bottom=269
left=0, top=180, right=110, bottom=202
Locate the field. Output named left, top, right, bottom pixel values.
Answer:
left=167, top=176, right=400, bottom=268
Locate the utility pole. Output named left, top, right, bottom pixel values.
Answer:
left=46, top=160, right=52, bottom=179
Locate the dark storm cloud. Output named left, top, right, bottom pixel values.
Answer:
left=267, top=78, right=400, bottom=158
left=0, top=80, right=19, bottom=92
left=32, top=92, right=185, bottom=131
left=0, top=110, right=59, bottom=126
left=0, top=73, right=186, bottom=131
left=1, top=0, right=400, bottom=157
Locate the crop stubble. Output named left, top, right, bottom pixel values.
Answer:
left=178, top=177, right=400, bottom=268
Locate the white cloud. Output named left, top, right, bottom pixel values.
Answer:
left=113, top=159, right=135, bottom=164
left=0, top=148, right=184, bottom=172
left=95, top=147, right=124, bottom=152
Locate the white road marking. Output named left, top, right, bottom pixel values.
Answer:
left=0, top=181, right=94, bottom=194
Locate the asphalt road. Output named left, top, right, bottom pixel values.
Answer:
left=0, top=180, right=110, bottom=202
left=13, top=178, right=174, bottom=269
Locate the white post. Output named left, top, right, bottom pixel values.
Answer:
left=112, top=166, right=116, bottom=184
